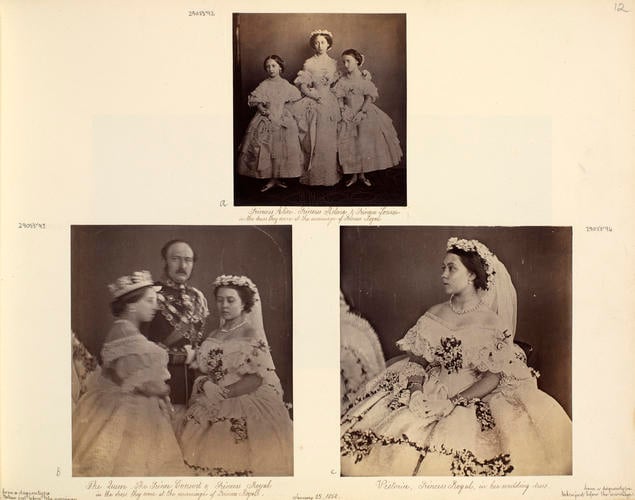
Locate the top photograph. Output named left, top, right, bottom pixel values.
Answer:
left=233, top=13, right=406, bottom=206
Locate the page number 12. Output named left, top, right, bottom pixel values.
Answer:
left=614, top=2, right=630, bottom=12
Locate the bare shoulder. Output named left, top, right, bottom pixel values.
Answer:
left=473, top=308, right=501, bottom=328
left=427, top=301, right=449, bottom=317
left=235, top=324, right=258, bottom=340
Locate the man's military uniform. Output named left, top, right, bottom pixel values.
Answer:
left=145, top=278, right=209, bottom=405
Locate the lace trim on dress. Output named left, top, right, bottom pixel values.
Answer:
left=333, top=74, right=378, bottom=100
left=396, top=319, right=436, bottom=361
left=463, top=330, right=533, bottom=381
left=101, top=326, right=167, bottom=367
left=294, top=70, right=312, bottom=87
left=234, top=339, right=271, bottom=378
left=398, top=313, right=532, bottom=380
left=196, top=337, right=273, bottom=385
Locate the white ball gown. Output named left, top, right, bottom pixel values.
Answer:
left=341, top=310, right=572, bottom=476
left=178, top=321, right=293, bottom=476
left=72, top=319, right=188, bottom=476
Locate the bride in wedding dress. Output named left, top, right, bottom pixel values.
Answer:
left=341, top=237, right=572, bottom=476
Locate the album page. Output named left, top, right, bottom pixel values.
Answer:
left=1, top=1, right=633, bottom=499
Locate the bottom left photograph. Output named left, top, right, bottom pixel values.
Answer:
left=70, top=225, right=294, bottom=477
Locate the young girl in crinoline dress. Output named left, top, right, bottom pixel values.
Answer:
left=292, top=29, right=342, bottom=186
left=238, top=55, right=304, bottom=192
left=334, top=49, right=403, bottom=187
left=178, top=275, right=293, bottom=476
left=341, top=238, right=572, bottom=476
left=72, top=271, right=188, bottom=477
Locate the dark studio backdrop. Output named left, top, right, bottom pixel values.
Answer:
left=341, top=226, right=572, bottom=418
left=233, top=13, right=407, bottom=206
left=71, top=225, right=293, bottom=402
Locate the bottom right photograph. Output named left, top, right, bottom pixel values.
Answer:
left=340, top=226, right=572, bottom=476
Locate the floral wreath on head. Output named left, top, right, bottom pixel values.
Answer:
left=310, top=29, right=334, bottom=39
left=212, top=275, right=259, bottom=295
left=446, top=237, right=496, bottom=290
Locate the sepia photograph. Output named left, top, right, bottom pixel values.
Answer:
left=340, top=226, right=572, bottom=476
left=71, top=225, right=294, bottom=477
left=233, top=13, right=406, bottom=206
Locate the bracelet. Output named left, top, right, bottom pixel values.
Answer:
left=450, top=394, right=480, bottom=407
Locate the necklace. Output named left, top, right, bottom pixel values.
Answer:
left=220, top=320, right=246, bottom=333
left=449, top=294, right=482, bottom=315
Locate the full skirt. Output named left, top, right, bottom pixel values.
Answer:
left=341, top=359, right=572, bottom=476
left=178, top=385, right=293, bottom=476
left=292, top=88, right=341, bottom=186
left=73, top=377, right=188, bottom=476
left=238, top=111, right=304, bottom=179
left=338, top=104, right=403, bottom=174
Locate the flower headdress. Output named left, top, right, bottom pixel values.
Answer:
left=108, top=270, right=158, bottom=299
left=310, top=29, right=333, bottom=39
left=212, top=274, right=259, bottom=294
left=446, top=237, right=496, bottom=289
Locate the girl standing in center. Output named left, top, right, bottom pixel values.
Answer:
left=292, top=29, right=342, bottom=186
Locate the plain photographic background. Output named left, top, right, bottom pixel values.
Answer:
left=71, top=225, right=294, bottom=402
left=341, top=226, right=572, bottom=418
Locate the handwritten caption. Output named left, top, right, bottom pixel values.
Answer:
left=291, top=494, right=337, bottom=500
left=84, top=479, right=273, bottom=499
left=376, top=479, right=549, bottom=495
left=1, top=490, right=73, bottom=500
left=240, top=207, right=401, bottom=225
left=562, top=484, right=633, bottom=499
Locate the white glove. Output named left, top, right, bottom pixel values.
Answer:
left=184, top=345, right=196, bottom=365
left=409, top=391, right=454, bottom=420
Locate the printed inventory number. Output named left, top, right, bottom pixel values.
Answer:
left=585, top=226, right=613, bottom=232
left=188, top=10, right=215, bottom=16
left=18, top=222, right=46, bottom=229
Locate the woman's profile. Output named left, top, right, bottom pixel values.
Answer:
left=341, top=237, right=572, bottom=476
left=178, top=275, right=293, bottom=476
left=72, top=271, right=187, bottom=477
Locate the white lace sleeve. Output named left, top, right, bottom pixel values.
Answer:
left=465, top=328, right=533, bottom=381
left=396, top=316, right=435, bottom=361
